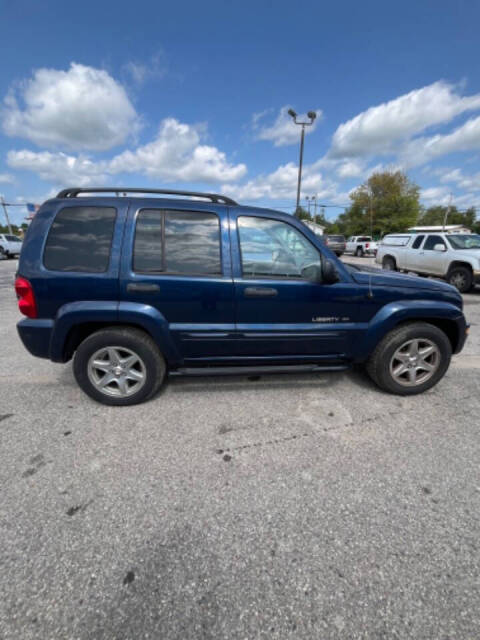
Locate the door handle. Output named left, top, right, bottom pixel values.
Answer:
left=126, top=283, right=160, bottom=293
left=244, top=286, right=278, bottom=297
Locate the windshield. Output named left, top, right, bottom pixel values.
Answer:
left=447, top=234, right=480, bottom=250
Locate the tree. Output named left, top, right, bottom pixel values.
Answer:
left=335, top=171, right=420, bottom=238
left=417, top=205, right=476, bottom=229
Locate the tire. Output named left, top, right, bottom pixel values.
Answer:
left=366, top=322, right=452, bottom=396
left=0, top=246, right=5, bottom=259
left=73, top=327, right=166, bottom=406
left=355, top=246, right=364, bottom=257
left=335, top=251, right=343, bottom=257
left=382, top=256, right=397, bottom=271
left=447, top=266, right=473, bottom=293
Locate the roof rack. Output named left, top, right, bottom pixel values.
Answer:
left=56, top=187, right=238, bottom=206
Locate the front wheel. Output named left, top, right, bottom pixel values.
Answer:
left=366, top=322, right=451, bottom=395
left=447, top=266, right=473, bottom=293
left=73, top=327, right=166, bottom=405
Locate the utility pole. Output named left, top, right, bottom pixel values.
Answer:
left=1, top=197, right=13, bottom=235
left=288, top=109, right=317, bottom=217
left=443, top=194, right=453, bottom=231
left=312, top=195, right=317, bottom=220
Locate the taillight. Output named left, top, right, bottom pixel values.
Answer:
left=15, top=277, right=37, bottom=318
left=365, top=243, right=370, bottom=248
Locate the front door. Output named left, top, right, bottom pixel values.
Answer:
left=415, top=234, right=449, bottom=275
left=120, top=203, right=235, bottom=360
left=230, top=212, right=368, bottom=363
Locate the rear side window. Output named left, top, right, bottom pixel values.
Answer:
left=44, top=207, right=116, bottom=272
left=133, top=209, right=221, bottom=275
left=411, top=235, right=425, bottom=249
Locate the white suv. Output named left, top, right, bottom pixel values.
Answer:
left=0, top=233, right=23, bottom=259
left=376, top=232, right=480, bottom=292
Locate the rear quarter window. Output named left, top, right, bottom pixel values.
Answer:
left=43, top=206, right=117, bottom=272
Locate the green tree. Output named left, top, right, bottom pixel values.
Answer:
left=417, top=205, right=476, bottom=229
left=336, top=171, right=420, bottom=238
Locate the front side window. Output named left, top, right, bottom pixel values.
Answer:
left=133, top=209, right=221, bottom=275
left=447, top=234, right=480, bottom=250
left=423, top=235, right=446, bottom=251
left=44, top=206, right=116, bottom=272
left=5, top=234, right=21, bottom=242
left=238, top=216, right=320, bottom=278
left=411, top=235, right=425, bottom=249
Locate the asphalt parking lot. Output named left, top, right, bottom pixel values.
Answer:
left=1, top=256, right=480, bottom=639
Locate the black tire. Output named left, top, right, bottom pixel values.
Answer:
left=366, top=322, right=452, bottom=396
left=73, top=327, right=166, bottom=406
left=447, top=266, right=473, bottom=293
left=382, top=256, right=397, bottom=271
left=335, top=251, right=343, bottom=257
left=0, top=246, right=5, bottom=259
left=355, top=246, right=364, bottom=257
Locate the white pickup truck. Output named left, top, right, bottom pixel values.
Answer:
left=375, top=232, right=480, bottom=292
left=345, top=235, right=378, bottom=257
left=0, top=233, right=23, bottom=259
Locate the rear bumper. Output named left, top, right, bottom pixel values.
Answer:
left=17, top=318, right=54, bottom=359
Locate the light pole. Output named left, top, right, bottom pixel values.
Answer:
left=288, top=109, right=317, bottom=218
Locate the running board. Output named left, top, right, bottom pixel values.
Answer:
left=169, top=364, right=349, bottom=377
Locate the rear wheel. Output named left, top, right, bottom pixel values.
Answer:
left=447, top=266, right=473, bottom=293
left=382, top=256, right=397, bottom=271
left=366, top=322, right=451, bottom=395
left=355, top=246, right=364, bottom=257
left=73, top=327, right=166, bottom=406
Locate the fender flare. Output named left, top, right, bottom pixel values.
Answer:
left=354, top=300, right=466, bottom=360
left=49, top=300, right=181, bottom=365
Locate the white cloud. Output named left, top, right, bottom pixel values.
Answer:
left=222, top=161, right=338, bottom=202
left=254, top=106, right=322, bottom=147
left=438, top=167, right=480, bottom=191
left=2, top=63, right=139, bottom=151
left=123, top=52, right=167, bottom=86
left=421, top=186, right=451, bottom=203
left=0, top=173, right=14, bottom=184
left=401, top=114, right=480, bottom=166
left=109, top=118, right=246, bottom=183
left=330, top=81, right=480, bottom=158
left=7, top=118, right=246, bottom=187
left=335, top=159, right=365, bottom=178
left=7, top=150, right=108, bottom=186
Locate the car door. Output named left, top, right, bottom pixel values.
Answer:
left=418, top=234, right=449, bottom=275
left=405, top=234, right=425, bottom=271
left=230, top=211, right=371, bottom=362
left=120, top=202, right=235, bottom=360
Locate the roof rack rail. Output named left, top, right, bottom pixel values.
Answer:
left=56, top=187, right=238, bottom=206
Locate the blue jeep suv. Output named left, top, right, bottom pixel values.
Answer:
left=16, top=188, right=468, bottom=405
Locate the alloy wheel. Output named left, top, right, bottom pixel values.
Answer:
left=87, top=346, right=147, bottom=397
left=389, top=338, right=440, bottom=387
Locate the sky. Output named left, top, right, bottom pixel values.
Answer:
left=1, top=0, right=480, bottom=226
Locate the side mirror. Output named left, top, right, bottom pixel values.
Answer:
left=301, top=263, right=322, bottom=283
left=322, top=258, right=340, bottom=284
left=433, top=243, right=447, bottom=252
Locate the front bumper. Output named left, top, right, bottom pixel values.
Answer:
left=17, top=318, right=54, bottom=359
left=473, top=270, right=480, bottom=285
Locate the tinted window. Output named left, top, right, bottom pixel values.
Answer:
left=328, top=235, right=345, bottom=242
left=411, top=235, right=425, bottom=249
left=424, top=235, right=445, bottom=250
left=133, top=209, right=221, bottom=275
left=5, top=235, right=21, bottom=242
left=165, top=211, right=221, bottom=274
left=44, top=207, right=116, bottom=272
left=357, top=237, right=371, bottom=242
left=238, top=216, right=320, bottom=278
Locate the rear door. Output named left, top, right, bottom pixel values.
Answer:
left=120, top=201, right=235, bottom=360
left=230, top=211, right=367, bottom=362
left=405, top=234, right=425, bottom=271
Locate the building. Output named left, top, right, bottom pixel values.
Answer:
left=407, top=225, right=471, bottom=234
left=302, top=220, right=325, bottom=236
